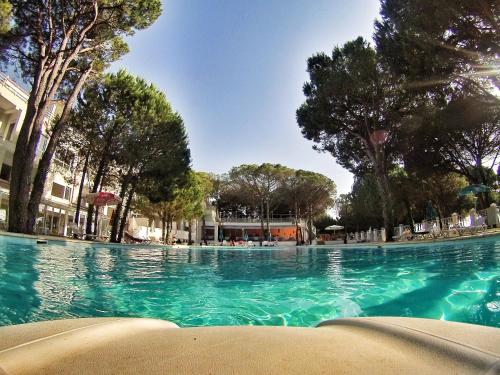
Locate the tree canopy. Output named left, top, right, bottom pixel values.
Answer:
left=297, top=37, right=407, bottom=238
left=297, top=1, right=499, bottom=239
left=0, top=0, right=11, bottom=34
left=3, top=0, right=161, bottom=233
left=65, top=70, right=190, bottom=242
left=375, top=0, right=499, bottom=92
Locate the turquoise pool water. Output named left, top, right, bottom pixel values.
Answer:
left=0, top=235, right=498, bottom=327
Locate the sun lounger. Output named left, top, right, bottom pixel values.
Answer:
left=470, top=215, right=487, bottom=233
left=414, top=221, right=432, bottom=239
left=124, top=232, right=152, bottom=244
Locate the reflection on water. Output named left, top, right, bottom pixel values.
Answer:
left=0, top=236, right=498, bottom=327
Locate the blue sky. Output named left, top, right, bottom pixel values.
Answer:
left=113, top=0, right=381, bottom=194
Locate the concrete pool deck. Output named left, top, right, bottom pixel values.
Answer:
left=1, top=228, right=499, bottom=249
left=0, top=317, right=498, bottom=374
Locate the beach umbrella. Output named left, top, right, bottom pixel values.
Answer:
left=325, top=224, right=344, bottom=238
left=84, top=192, right=122, bottom=206
left=458, top=184, right=490, bottom=196
left=324, top=225, right=344, bottom=231
left=458, top=184, right=490, bottom=210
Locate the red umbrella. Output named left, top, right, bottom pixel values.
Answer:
left=84, top=192, right=122, bottom=206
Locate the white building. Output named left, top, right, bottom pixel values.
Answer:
left=1, top=72, right=306, bottom=244
left=0, top=71, right=82, bottom=235
left=0, top=72, right=200, bottom=242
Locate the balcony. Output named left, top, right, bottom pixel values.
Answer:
left=219, top=214, right=297, bottom=226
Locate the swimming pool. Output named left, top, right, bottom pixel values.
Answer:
left=0, top=234, right=498, bottom=328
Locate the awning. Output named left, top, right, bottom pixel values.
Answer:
left=325, top=225, right=344, bottom=231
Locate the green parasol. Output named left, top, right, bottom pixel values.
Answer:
left=458, top=184, right=490, bottom=196
left=458, top=184, right=490, bottom=210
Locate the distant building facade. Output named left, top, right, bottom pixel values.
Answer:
left=0, top=71, right=79, bottom=235
left=0, top=72, right=308, bottom=244
left=0, top=72, right=199, bottom=242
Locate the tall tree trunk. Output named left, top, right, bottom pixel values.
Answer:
left=85, top=157, right=108, bottom=238
left=403, top=198, right=415, bottom=233
left=166, top=213, right=172, bottom=244
left=75, top=152, right=91, bottom=220
left=161, top=211, right=166, bottom=243
left=85, top=206, right=95, bottom=239
left=307, top=205, right=313, bottom=245
left=259, top=200, right=265, bottom=245
left=9, top=109, right=49, bottom=233
left=117, top=182, right=137, bottom=243
left=21, top=68, right=72, bottom=232
left=7, top=10, right=99, bottom=234
left=73, top=151, right=90, bottom=237
left=84, top=117, right=121, bottom=237
left=374, top=168, right=394, bottom=241
left=202, top=216, right=206, bottom=245
left=188, top=219, right=192, bottom=244
left=295, top=201, right=299, bottom=245
left=93, top=207, right=99, bottom=236
left=265, top=199, right=270, bottom=240
left=25, top=68, right=92, bottom=233
left=109, top=167, right=133, bottom=242
left=147, top=217, right=153, bottom=239
left=8, top=64, right=50, bottom=233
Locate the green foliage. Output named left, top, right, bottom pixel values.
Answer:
left=175, top=172, right=211, bottom=221
left=296, top=2, right=499, bottom=235
left=290, top=169, right=336, bottom=220
left=220, top=164, right=336, bottom=235
left=228, top=163, right=292, bottom=213
left=400, top=95, right=500, bottom=185
left=66, top=70, right=191, bottom=241
left=2, top=0, right=161, bottom=78
left=133, top=171, right=214, bottom=243
left=297, top=37, right=407, bottom=237
left=313, top=215, right=336, bottom=233
left=0, top=0, right=11, bottom=34
left=339, top=170, right=472, bottom=230
left=70, top=70, right=190, bottom=191
left=5, top=0, right=162, bottom=234
left=375, top=0, right=499, bottom=92
left=337, top=175, right=384, bottom=231
left=297, top=37, right=406, bottom=176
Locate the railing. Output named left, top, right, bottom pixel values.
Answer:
left=0, top=71, right=29, bottom=102
left=351, top=227, right=386, bottom=243
left=394, top=208, right=494, bottom=242
left=220, top=215, right=296, bottom=224
left=371, top=206, right=498, bottom=243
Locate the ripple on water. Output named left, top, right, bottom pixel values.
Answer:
left=0, top=236, right=498, bottom=327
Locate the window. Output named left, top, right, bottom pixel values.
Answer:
left=6, top=123, right=15, bottom=141
left=0, top=164, right=11, bottom=181
left=56, top=148, right=75, bottom=169
left=51, top=182, right=65, bottom=199
left=40, top=135, right=49, bottom=153
left=64, top=186, right=72, bottom=200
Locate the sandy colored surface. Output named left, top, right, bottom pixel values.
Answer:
left=0, top=317, right=498, bottom=374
